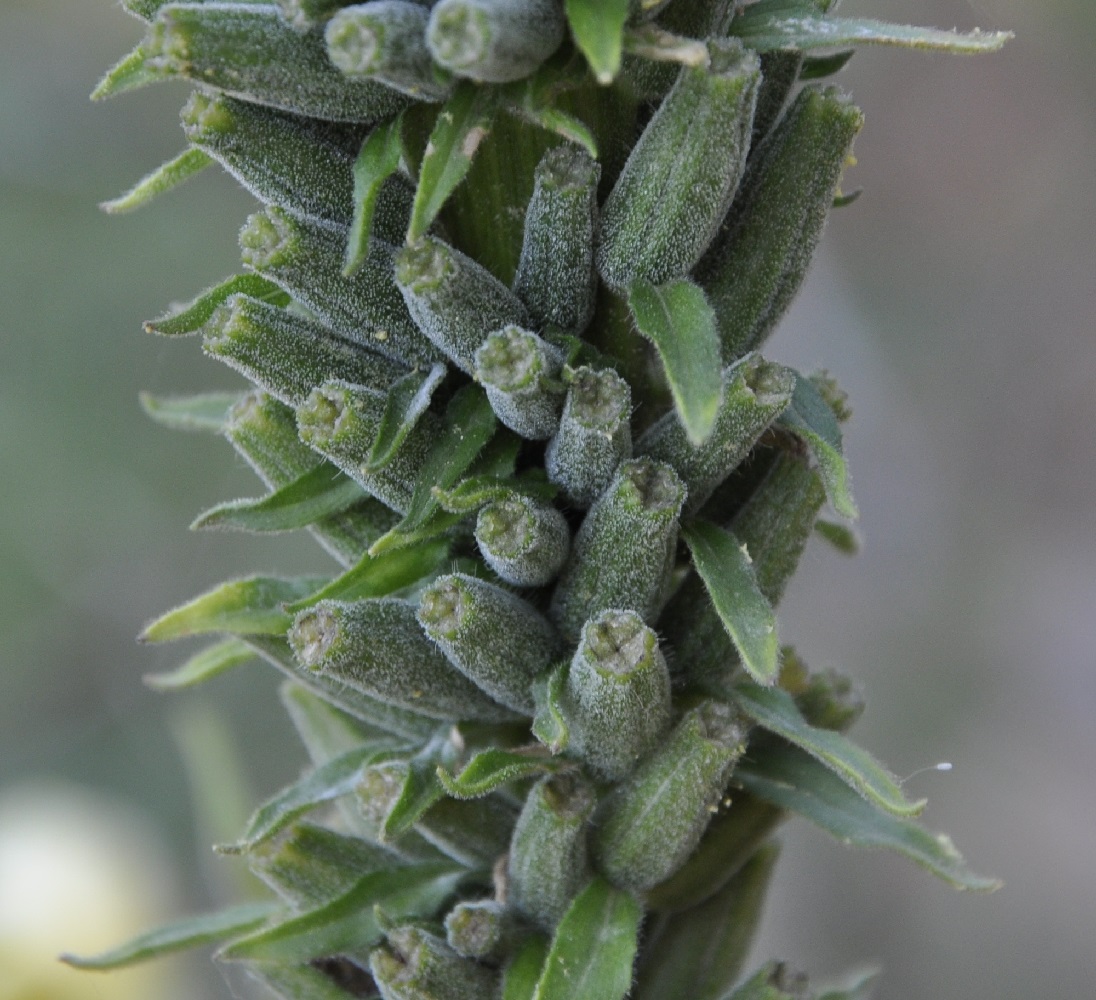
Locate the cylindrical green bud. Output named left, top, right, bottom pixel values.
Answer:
left=475, top=495, right=569, bottom=587
left=370, top=926, right=499, bottom=1000
left=779, top=652, right=865, bottom=733
left=246, top=822, right=399, bottom=910
left=513, top=145, right=600, bottom=335
left=596, top=39, right=761, bottom=290
left=751, top=51, right=803, bottom=146
left=203, top=294, right=407, bottom=407
left=508, top=772, right=596, bottom=930
left=550, top=458, right=685, bottom=642
left=296, top=379, right=435, bottom=514
left=289, top=599, right=520, bottom=721
left=445, top=899, right=517, bottom=963
left=278, top=0, right=357, bottom=32
left=426, top=0, right=565, bottom=84
left=145, top=3, right=411, bottom=122
left=696, top=86, right=864, bottom=362
left=565, top=610, right=672, bottom=781
left=418, top=573, right=557, bottom=714
left=240, top=206, right=441, bottom=367
left=474, top=326, right=564, bottom=440
left=544, top=366, right=632, bottom=508
left=636, top=355, right=795, bottom=516
left=593, top=700, right=748, bottom=892
left=225, top=391, right=399, bottom=566
left=354, top=758, right=452, bottom=861
left=181, top=90, right=377, bottom=227
left=327, top=2, right=454, bottom=102
left=395, top=236, right=530, bottom=375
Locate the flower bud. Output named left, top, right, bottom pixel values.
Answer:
left=371, top=926, right=499, bottom=1000
left=475, top=495, right=569, bottom=587
left=475, top=326, right=564, bottom=440
left=445, top=899, right=518, bottom=963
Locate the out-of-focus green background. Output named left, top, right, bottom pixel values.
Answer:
left=1, top=0, right=1092, bottom=997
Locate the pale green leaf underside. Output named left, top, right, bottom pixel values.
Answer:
left=682, top=521, right=780, bottom=685
left=737, top=743, right=1002, bottom=891
left=503, top=935, right=551, bottom=1000
left=144, top=637, right=256, bottom=691
left=735, top=682, right=924, bottom=816
left=628, top=278, right=723, bottom=447
left=140, top=390, right=244, bottom=432
left=60, top=901, right=276, bottom=970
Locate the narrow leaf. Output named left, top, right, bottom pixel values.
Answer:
left=564, top=0, right=629, bottom=85
left=144, top=637, right=256, bottom=691
left=814, top=519, right=859, bottom=554
left=533, top=876, right=641, bottom=1000
left=90, top=45, right=164, bottom=100
left=818, top=969, right=880, bottom=1000
left=146, top=274, right=289, bottom=336
left=139, top=391, right=244, bottom=432
left=800, top=51, right=855, bottom=80
left=139, top=575, right=328, bottom=643
left=531, top=665, right=569, bottom=754
left=408, top=83, right=494, bottom=242
left=735, top=682, right=924, bottom=816
left=191, top=466, right=366, bottom=533
left=432, top=473, right=557, bottom=514
left=778, top=374, right=857, bottom=518
left=736, top=743, right=1002, bottom=891
left=518, top=105, right=598, bottom=160
left=682, top=521, right=780, bottom=685
left=101, top=148, right=213, bottom=214
left=731, top=4, right=1012, bottom=55
left=366, top=363, right=447, bottom=471
left=345, top=115, right=405, bottom=276
left=439, top=748, right=566, bottom=799
left=220, top=864, right=465, bottom=964
left=628, top=279, right=723, bottom=447
left=503, top=935, right=551, bottom=1000
left=381, top=757, right=447, bottom=841
left=286, top=538, right=451, bottom=613
left=60, top=902, right=275, bottom=970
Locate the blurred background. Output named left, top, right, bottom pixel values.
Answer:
left=0, top=0, right=1092, bottom=997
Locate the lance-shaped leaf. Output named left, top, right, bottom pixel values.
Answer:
left=682, top=521, right=779, bottom=685
left=736, top=742, right=1002, bottom=891
left=503, top=935, right=550, bottom=1000
left=736, top=682, right=924, bottom=816
left=228, top=743, right=403, bottom=851
left=433, top=472, right=556, bottom=513
left=346, top=114, right=404, bottom=276
left=145, top=273, right=289, bottom=336
left=144, top=637, right=256, bottom=691
left=731, top=3, right=1012, bottom=54
left=779, top=374, right=858, bottom=519
left=139, top=575, right=327, bottom=642
left=439, top=747, right=568, bottom=799
left=60, top=902, right=276, bottom=970
left=220, top=863, right=466, bottom=963
left=286, top=538, right=451, bottom=613
left=815, top=518, right=859, bottom=554
left=532, top=876, right=641, bottom=1000
left=191, top=466, right=367, bottom=533
left=564, top=0, right=628, bottom=84
left=367, top=363, right=448, bottom=471
left=800, top=50, right=856, bottom=80
left=629, top=278, right=723, bottom=446
left=101, top=147, right=212, bottom=213
left=91, top=45, right=165, bottom=100
left=368, top=731, right=460, bottom=840
left=140, top=391, right=244, bottom=432
left=408, top=82, right=495, bottom=241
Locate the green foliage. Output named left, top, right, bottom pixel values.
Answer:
left=92, top=1, right=1008, bottom=997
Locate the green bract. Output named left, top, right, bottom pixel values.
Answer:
left=88, top=1, right=1008, bottom=996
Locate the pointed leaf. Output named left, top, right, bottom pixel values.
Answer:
left=229, top=744, right=403, bottom=851
left=140, top=391, right=244, bottom=432
left=518, top=105, right=598, bottom=160
left=682, top=521, right=780, bottom=685
left=814, top=519, right=859, bottom=554
left=286, top=538, right=451, bottom=613
left=736, top=742, right=1002, bottom=891
left=800, top=50, right=855, bottom=80
left=623, top=25, right=710, bottom=69
left=531, top=664, right=570, bottom=754
left=503, top=935, right=551, bottom=1000
left=432, top=473, right=557, bottom=514
left=818, top=969, right=880, bottom=1000
left=90, top=45, right=165, bottom=100
left=146, top=274, right=289, bottom=336
left=779, top=374, right=857, bottom=518
left=408, top=83, right=494, bottom=242
left=532, top=876, right=641, bottom=1000
left=346, top=115, right=405, bottom=276
left=628, top=279, right=723, bottom=447
left=60, top=902, right=276, bottom=970
left=139, top=575, right=328, bottom=643
left=101, top=148, right=213, bottom=214
left=439, top=748, right=567, bottom=799
left=564, top=0, right=629, bottom=85
left=191, top=466, right=366, bottom=533
left=366, top=363, right=447, bottom=471
left=220, top=863, right=465, bottom=964
left=731, top=4, right=1012, bottom=55
left=144, top=637, right=256, bottom=691
left=735, top=682, right=924, bottom=816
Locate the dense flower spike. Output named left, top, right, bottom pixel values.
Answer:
left=92, top=2, right=1007, bottom=996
